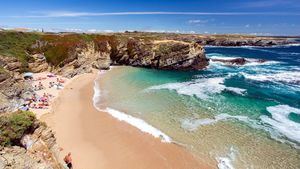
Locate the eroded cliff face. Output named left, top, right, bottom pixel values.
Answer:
left=0, top=56, right=34, bottom=112
left=0, top=122, right=63, bottom=169
left=26, top=36, right=208, bottom=77
left=110, top=39, right=208, bottom=70
left=54, top=42, right=111, bottom=77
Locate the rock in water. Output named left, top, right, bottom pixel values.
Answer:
left=211, top=58, right=247, bottom=65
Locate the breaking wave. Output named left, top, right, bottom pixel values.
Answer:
left=180, top=106, right=300, bottom=148
left=216, top=147, right=237, bottom=169
left=147, top=77, right=246, bottom=100
left=260, top=105, right=300, bottom=143
left=104, top=108, right=172, bottom=143
left=241, top=71, right=300, bottom=84
left=181, top=114, right=249, bottom=131
left=207, top=53, right=280, bottom=66
left=93, top=70, right=172, bottom=143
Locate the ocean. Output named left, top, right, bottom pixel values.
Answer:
left=94, top=45, right=300, bottom=169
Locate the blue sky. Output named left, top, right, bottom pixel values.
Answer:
left=0, top=0, right=300, bottom=35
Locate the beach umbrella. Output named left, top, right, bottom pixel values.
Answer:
left=40, top=97, right=48, bottom=102
left=23, top=72, right=33, bottom=78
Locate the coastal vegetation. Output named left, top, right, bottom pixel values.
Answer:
left=0, top=31, right=41, bottom=70
left=0, top=30, right=293, bottom=71
left=0, top=111, right=36, bottom=146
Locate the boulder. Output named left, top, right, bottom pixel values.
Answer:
left=28, top=54, right=49, bottom=73
left=19, top=123, right=62, bottom=169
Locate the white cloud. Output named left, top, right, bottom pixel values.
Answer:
left=245, top=24, right=250, bottom=28
left=65, top=28, right=83, bottom=32
left=188, top=19, right=209, bottom=24
left=9, top=11, right=300, bottom=18
left=87, top=29, right=114, bottom=33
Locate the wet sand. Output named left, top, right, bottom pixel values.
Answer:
left=41, top=71, right=212, bottom=169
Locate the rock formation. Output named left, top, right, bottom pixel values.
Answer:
left=0, top=56, right=34, bottom=113
left=110, top=39, right=208, bottom=70
left=28, top=54, right=49, bottom=73
left=210, top=58, right=247, bottom=65
left=210, top=57, right=267, bottom=66
left=0, top=122, right=63, bottom=169
left=26, top=36, right=208, bottom=77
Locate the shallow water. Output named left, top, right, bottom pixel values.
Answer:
left=96, top=46, right=300, bottom=169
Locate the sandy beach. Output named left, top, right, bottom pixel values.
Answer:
left=38, top=70, right=212, bottom=169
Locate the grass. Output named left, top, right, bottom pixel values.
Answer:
left=0, top=31, right=41, bottom=63
left=0, top=66, right=7, bottom=73
left=31, top=34, right=121, bottom=66
left=0, top=31, right=279, bottom=70
left=0, top=111, right=36, bottom=146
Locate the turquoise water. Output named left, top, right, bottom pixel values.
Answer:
left=97, top=45, right=300, bottom=169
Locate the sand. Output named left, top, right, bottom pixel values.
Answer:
left=30, top=72, right=73, bottom=118
left=39, top=70, right=212, bottom=169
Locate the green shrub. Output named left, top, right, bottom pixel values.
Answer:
left=0, top=111, right=36, bottom=146
left=0, top=31, right=40, bottom=62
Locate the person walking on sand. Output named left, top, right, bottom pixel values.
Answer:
left=64, top=152, right=73, bottom=169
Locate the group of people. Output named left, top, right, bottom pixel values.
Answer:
left=22, top=73, right=74, bottom=168
left=33, top=82, right=45, bottom=91
left=19, top=74, right=67, bottom=111
left=20, top=92, right=53, bottom=110
left=49, top=78, right=65, bottom=90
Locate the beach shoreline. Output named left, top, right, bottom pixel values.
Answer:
left=38, top=69, right=212, bottom=169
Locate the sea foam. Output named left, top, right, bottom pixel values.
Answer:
left=181, top=111, right=300, bottom=148
left=216, top=147, right=237, bottom=169
left=104, top=108, right=172, bottom=143
left=207, top=53, right=280, bottom=66
left=241, top=71, right=300, bottom=84
left=181, top=114, right=249, bottom=131
left=93, top=69, right=172, bottom=143
left=148, top=77, right=246, bottom=100
left=260, top=105, right=300, bottom=143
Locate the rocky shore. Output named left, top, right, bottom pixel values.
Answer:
left=0, top=112, right=62, bottom=169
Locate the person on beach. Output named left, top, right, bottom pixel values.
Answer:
left=38, top=82, right=44, bottom=90
left=64, top=153, right=73, bottom=169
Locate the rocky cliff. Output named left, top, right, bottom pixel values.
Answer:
left=110, top=39, right=208, bottom=70
left=0, top=125, right=63, bottom=169
left=122, top=32, right=297, bottom=47
left=0, top=56, right=34, bottom=112
left=27, top=34, right=208, bottom=76
left=0, top=112, right=63, bottom=169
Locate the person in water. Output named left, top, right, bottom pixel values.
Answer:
left=64, top=152, right=73, bottom=169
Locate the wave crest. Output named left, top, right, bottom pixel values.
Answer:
left=241, top=71, right=300, bottom=84
left=147, top=77, right=246, bottom=100
left=260, top=105, right=300, bottom=143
